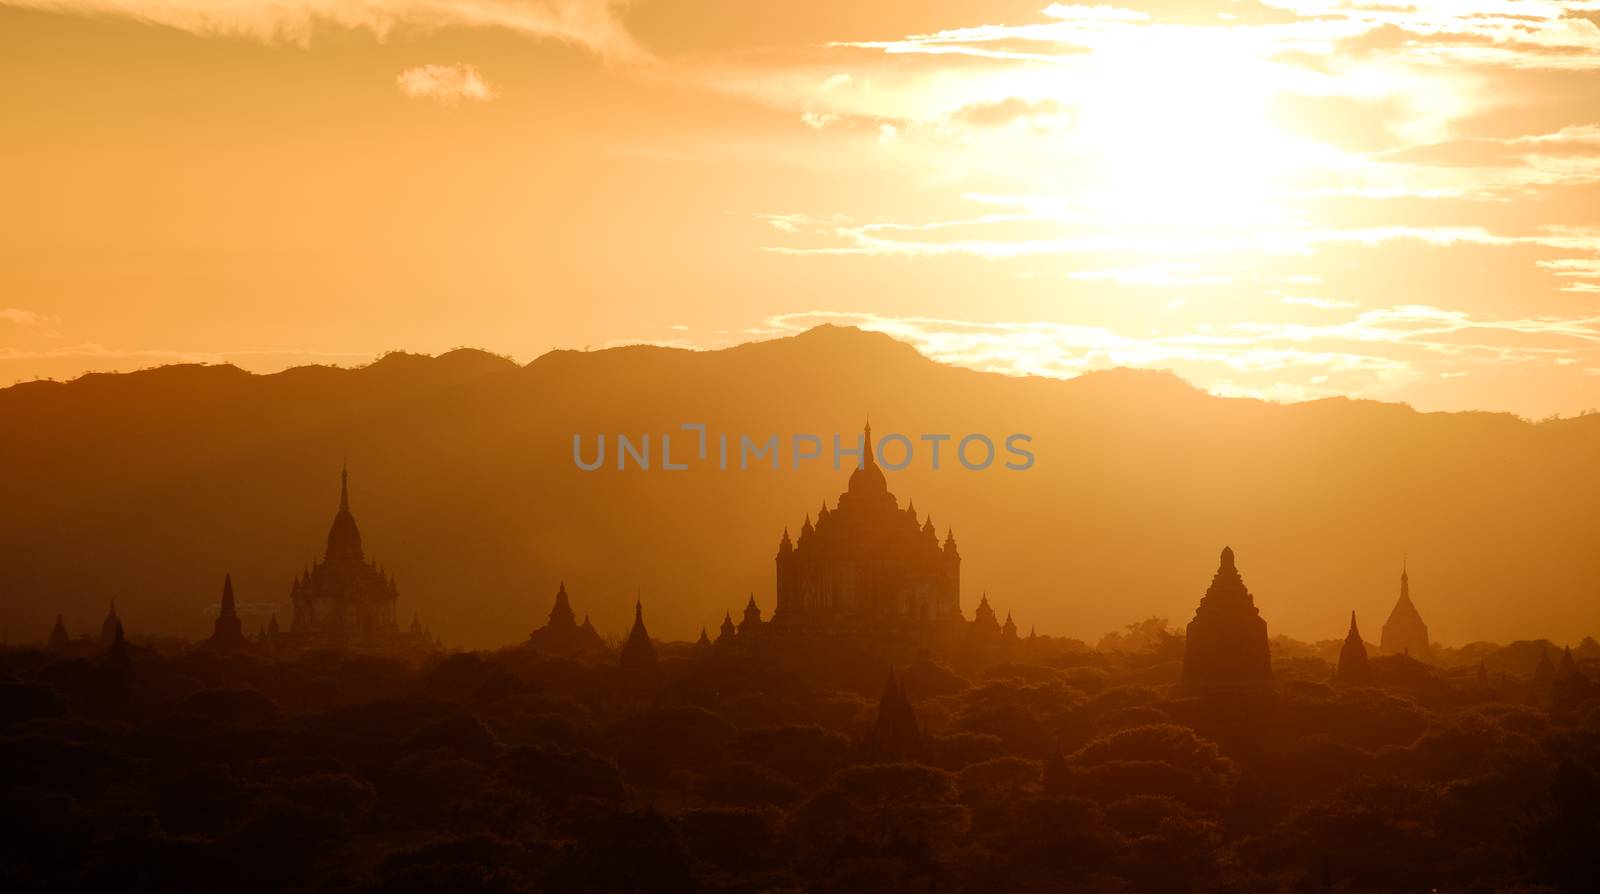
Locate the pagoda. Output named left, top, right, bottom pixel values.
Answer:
left=287, top=466, right=401, bottom=644
left=205, top=573, right=251, bottom=652
left=863, top=667, right=923, bottom=761
left=1336, top=611, right=1371, bottom=684
left=619, top=600, right=658, bottom=671
left=525, top=581, right=605, bottom=657
left=1180, top=546, right=1272, bottom=686
left=1379, top=560, right=1430, bottom=661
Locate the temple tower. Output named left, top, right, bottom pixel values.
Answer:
left=526, top=581, right=604, bottom=656
left=1337, top=611, right=1371, bottom=684
left=99, top=602, right=121, bottom=647
left=1180, top=546, right=1272, bottom=686
left=288, top=466, right=401, bottom=643
left=206, top=573, right=250, bottom=651
left=1379, top=560, right=1430, bottom=661
left=620, top=600, right=658, bottom=670
left=864, top=667, right=923, bottom=761
left=47, top=615, right=70, bottom=652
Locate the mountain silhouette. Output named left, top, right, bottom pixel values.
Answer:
left=3, top=325, right=1598, bottom=648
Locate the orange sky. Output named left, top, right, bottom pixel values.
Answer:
left=4, top=1, right=1600, bottom=418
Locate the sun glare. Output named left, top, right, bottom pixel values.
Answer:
left=1065, top=32, right=1303, bottom=232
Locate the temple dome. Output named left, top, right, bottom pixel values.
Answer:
left=845, top=422, right=888, bottom=496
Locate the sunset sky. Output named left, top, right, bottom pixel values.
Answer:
left=4, top=1, right=1600, bottom=417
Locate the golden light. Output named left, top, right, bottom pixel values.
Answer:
left=1062, top=29, right=1310, bottom=231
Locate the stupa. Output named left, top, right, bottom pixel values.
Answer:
left=1180, top=546, right=1272, bottom=686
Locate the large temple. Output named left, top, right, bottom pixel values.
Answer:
left=287, top=467, right=402, bottom=644
left=1379, top=560, right=1430, bottom=660
left=771, top=423, right=962, bottom=629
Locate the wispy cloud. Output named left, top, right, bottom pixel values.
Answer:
left=1, top=0, right=644, bottom=60
left=755, top=308, right=1600, bottom=411
left=397, top=63, right=496, bottom=103
left=0, top=308, right=51, bottom=325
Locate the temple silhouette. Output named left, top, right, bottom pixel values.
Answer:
left=1380, top=560, right=1431, bottom=660
left=525, top=581, right=606, bottom=657
left=1337, top=610, right=1372, bottom=684
left=1180, top=546, right=1272, bottom=686
left=203, top=573, right=251, bottom=652
left=770, top=422, right=962, bottom=630
left=286, top=466, right=403, bottom=645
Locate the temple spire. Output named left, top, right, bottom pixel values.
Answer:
left=620, top=599, right=658, bottom=671
left=326, top=464, right=364, bottom=559
left=207, top=573, right=248, bottom=650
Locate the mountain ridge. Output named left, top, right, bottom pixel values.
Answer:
left=3, top=325, right=1597, bottom=649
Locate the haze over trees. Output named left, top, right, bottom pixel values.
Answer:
left=2, top=606, right=1597, bottom=893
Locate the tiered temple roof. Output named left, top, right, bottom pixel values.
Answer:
left=773, top=423, right=960, bottom=628
left=1180, top=546, right=1272, bottom=686
left=526, top=582, right=605, bottom=657
left=288, top=467, right=401, bottom=643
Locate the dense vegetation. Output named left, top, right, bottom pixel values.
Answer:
left=2, top=628, right=1597, bottom=893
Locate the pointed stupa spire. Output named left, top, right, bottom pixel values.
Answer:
left=548, top=581, right=576, bottom=628
left=326, top=464, right=364, bottom=559
left=207, top=573, right=248, bottom=650
left=105, top=619, right=129, bottom=667
left=47, top=614, right=70, bottom=651
left=845, top=419, right=888, bottom=495
left=973, top=591, right=999, bottom=633
left=866, top=664, right=922, bottom=761
left=1338, top=609, right=1370, bottom=684
left=620, top=599, right=658, bottom=671
left=1381, top=558, right=1430, bottom=660
left=100, top=600, right=122, bottom=646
